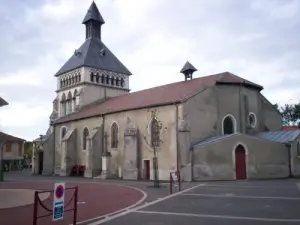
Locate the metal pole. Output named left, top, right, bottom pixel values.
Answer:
left=0, top=142, right=3, bottom=182
left=73, top=186, right=78, bottom=225
left=32, top=191, right=39, bottom=225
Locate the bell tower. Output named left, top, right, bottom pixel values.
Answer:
left=180, top=61, right=197, bottom=81
left=50, top=1, right=132, bottom=121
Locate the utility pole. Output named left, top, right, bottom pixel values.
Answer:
left=0, top=97, right=8, bottom=182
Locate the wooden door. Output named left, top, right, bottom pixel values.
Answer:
left=144, top=160, right=150, bottom=180
left=235, top=145, right=246, bottom=180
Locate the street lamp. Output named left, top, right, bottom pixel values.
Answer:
left=0, top=97, right=9, bottom=182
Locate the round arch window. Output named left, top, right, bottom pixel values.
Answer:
left=248, top=113, right=257, bottom=128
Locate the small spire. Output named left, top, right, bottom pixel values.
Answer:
left=82, top=1, right=105, bottom=25
left=180, top=61, right=197, bottom=81
left=82, top=1, right=105, bottom=40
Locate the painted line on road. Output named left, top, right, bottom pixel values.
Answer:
left=71, top=185, right=148, bottom=225
left=134, top=210, right=300, bottom=222
left=181, top=193, right=300, bottom=200
left=87, top=183, right=207, bottom=225
left=205, top=184, right=297, bottom=189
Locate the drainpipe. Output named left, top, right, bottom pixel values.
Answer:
left=52, top=125, right=56, bottom=175
left=286, top=143, right=292, bottom=177
left=239, top=83, right=243, bottom=133
left=175, top=104, right=179, bottom=172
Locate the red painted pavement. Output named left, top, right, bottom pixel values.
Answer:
left=0, top=181, right=144, bottom=225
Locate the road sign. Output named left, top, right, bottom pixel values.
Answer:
left=171, top=172, right=178, bottom=187
left=53, top=182, right=65, bottom=221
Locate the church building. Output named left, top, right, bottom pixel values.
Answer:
left=36, top=2, right=300, bottom=181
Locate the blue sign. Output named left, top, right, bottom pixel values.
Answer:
left=53, top=182, right=65, bottom=221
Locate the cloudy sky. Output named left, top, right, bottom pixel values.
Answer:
left=0, top=0, right=300, bottom=141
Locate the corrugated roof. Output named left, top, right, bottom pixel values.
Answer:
left=0, top=132, right=25, bottom=142
left=253, top=130, right=300, bottom=144
left=282, top=125, right=300, bottom=131
left=193, top=133, right=237, bottom=148
left=55, top=38, right=131, bottom=76
left=52, top=72, right=263, bottom=124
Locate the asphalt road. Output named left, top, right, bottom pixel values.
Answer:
left=92, top=179, right=300, bottom=225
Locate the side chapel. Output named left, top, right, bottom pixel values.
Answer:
left=34, top=2, right=300, bottom=181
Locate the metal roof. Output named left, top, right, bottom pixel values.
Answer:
left=55, top=38, right=132, bottom=76
left=252, top=130, right=300, bottom=144
left=193, top=133, right=237, bottom=148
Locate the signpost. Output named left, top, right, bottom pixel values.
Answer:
left=53, top=182, right=65, bottom=221
left=169, top=170, right=181, bottom=194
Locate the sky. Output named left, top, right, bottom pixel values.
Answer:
left=0, top=0, right=300, bottom=141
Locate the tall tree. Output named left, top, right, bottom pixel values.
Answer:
left=276, top=103, right=300, bottom=126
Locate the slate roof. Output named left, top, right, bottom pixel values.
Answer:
left=82, top=1, right=105, bottom=24
left=0, top=132, right=25, bottom=142
left=52, top=72, right=263, bottom=124
left=54, top=38, right=132, bottom=76
left=0, top=97, right=8, bottom=106
left=180, top=61, right=197, bottom=74
left=253, top=130, right=300, bottom=144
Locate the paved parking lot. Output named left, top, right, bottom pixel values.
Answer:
left=91, top=179, right=300, bottom=225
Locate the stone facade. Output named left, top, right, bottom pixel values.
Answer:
left=37, top=2, right=300, bottom=182
left=40, top=81, right=300, bottom=181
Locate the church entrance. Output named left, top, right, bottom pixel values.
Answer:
left=144, top=160, right=150, bottom=180
left=235, top=145, right=246, bottom=180
left=38, top=151, right=44, bottom=175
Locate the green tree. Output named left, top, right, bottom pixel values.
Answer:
left=275, top=103, right=300, bottom=126
left=24, top=142, right=33, bottom=159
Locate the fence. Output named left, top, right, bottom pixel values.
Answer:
left=32, top=186, right=78, bottom=225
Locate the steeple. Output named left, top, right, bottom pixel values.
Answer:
left=180, top=61, right=197, bottom=81
left=82, top=1, right=105, bottom=40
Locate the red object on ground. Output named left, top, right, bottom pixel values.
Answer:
left=0, top=181, right=143, bottom=225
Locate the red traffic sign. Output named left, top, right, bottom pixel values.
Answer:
left=55, top=185, right=65, bottom=199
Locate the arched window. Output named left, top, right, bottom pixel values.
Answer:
left=60, top=93, right=66, bottom=116
left=90, top=72, right=94, bottom=82
left=73, top=89, right=77, bottom=110
left=151, top=118, right=160, bottom=147
left=66, top=91, right=72, bottom=114
left=222, top=115, right=236, bottom=135
left=83, top=128, right=89, bottom=150
left=120, top=78, right=124, bottom=87
left=61, top=127, right=67, bottom=139
left=297, top=141, right=300, bottom=157
left=111, top=122, right=118, bottom=148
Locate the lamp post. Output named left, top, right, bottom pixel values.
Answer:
left=0, top=97, right=8, bottom=182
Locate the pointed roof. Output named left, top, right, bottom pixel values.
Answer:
left=0, top=97, right=8, bottom=106
left=55, top=38, right=132, bottom=76
left=52, top=72, right=263, bottom=124
left=82, top=1, right=105, bottom=24
left=180, top=61, right=197, bottom=74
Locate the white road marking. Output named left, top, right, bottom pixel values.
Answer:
left=77, top=202, right=86, bottom=205
left=134, top=210, right=300, bottom=222
left=70, top=185, right=148, bottom=225
left=205, top=184, right=297, bottom=189
left=87, top=183, right=207, bottom=225
left=181, top=193, right=300, bottom=200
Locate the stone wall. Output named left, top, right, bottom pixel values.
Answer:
left=192, top=133, right=289, bottom=181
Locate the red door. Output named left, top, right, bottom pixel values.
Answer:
left=235, top=145, right=247, bottom=180
left=144, top=160, right=150, bottom=180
